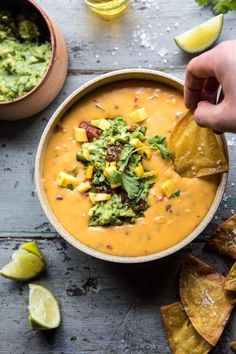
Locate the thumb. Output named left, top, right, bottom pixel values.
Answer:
left=194, top=100, right=225, bottom=132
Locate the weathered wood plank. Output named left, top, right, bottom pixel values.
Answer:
left=0, top=239, right=235, bottom=353
left=0, top=71, right=235, bottom=237
left=37, top=0, right=236, bottom=72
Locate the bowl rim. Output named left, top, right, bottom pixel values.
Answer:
left=0, top=0, right=57, bottom=106
left=35, top=68, right=228, bottom=263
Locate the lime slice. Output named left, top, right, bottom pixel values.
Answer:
left=28, top=284, right=61, bottom=330
left=0, top=248, right=45, bottom=281
left=174, top=14, right=224, bottom=53
left=21, top=241, right=45, bottom=261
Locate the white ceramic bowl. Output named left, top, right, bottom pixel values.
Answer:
left=35, top=69, right=228, bottom=263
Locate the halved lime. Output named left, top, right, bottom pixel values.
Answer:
left=174, top=14, right=224, bottom=53
left=28, top=284, right=61, bottom=330
left=21, top=241, right=45, bottom=261
left=0, top=248, right=45, bottom=281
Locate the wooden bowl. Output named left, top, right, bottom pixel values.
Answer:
left=35, top=69, right=228, bottom=263
left=0, top=0, right=68, bottom=121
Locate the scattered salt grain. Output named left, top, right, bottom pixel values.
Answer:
left=231, top=209, right=235, bottom=215
left=157, top=47, right=168, bottom=58
left=174, top=22, right=179, bottom=28
left=228, top=135, right=236, bottom=146
left=166, top=27, right=171, bottom=32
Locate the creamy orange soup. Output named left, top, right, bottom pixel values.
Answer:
left=43, top=81, right=219, bottom=257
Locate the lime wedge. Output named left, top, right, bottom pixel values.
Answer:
left=0, top=248, right=45, bottom=281
left=174, top=14, right=224, bottom=53
left=28, top=284, right=61, bottom=330
left=21, top=241, right=45, bottom=261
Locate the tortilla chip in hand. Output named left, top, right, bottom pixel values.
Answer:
left=169, top=111, right=228, bottom=177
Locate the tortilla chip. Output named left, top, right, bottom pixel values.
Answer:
left=161, top=302, right=212, bottom=354
left=230, top=341, right=236, bottom=351
left=179, top=254, right=234, bottom=346
left=206, top=214, right=236, bottom=259
left=169, top=110, right=228, bottom=177
left=225, top=262, right=236, bottom=292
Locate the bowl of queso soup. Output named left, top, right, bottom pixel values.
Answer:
left=35, top=69, right=228, bottom=263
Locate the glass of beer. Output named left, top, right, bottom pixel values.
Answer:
left=84, top=0, right=130, bottom=18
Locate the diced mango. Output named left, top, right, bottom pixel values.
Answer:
left=86, top=165, right=94, bottom=179
left=73, top=127, right=88, bottom=142
left=111, top=183, right=121, bottom=189
left=89, top=193, right=111, bottom=203
left=134, top=165, right=144, bottom=177
left=109, top=161, right=117, bottom=167
left=91, top=119, right=111, bottom=131
left=104, top=165, right=117, bottom=177
left=78, top=181, right=91, bottom=193
left=130, top=138, right=144, bottom=150
left=143, top=171, right=158, bottom=182
left=129, top=107, right=148, bottom=123
left=140, top=146, right=152, bottom=159
left=161, top=180, right=176, bottom=198
left=56, top=172, right=78, bottom=188
left=77, top=148, right=90, bottom=162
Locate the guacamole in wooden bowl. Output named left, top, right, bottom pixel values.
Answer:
left=0, top=7, right=51, bottom=102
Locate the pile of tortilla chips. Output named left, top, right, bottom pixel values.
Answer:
left=161, top=214, right=236, bottom=353
left=169, top=110, right=228, bottom=178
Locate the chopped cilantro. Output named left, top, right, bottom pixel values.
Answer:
left=66, top=184, right=74, bottom=191
left=148, top=135, right=171, bottom=159
left=121, top=171, right=140, bottom=200
left=76, top=117, right=166, bottom=227
left=119, top=144, right=134, bottom=172
left=171, top=190, right=181, bottom=198
left=195, top=0, right=236, bottom=14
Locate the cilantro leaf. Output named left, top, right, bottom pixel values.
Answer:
left=119, top=144, right=134, bottom=172
left=195, top=0, right=210, bottom=5
left=121, top=171, right=140, bottom=200
left=107, top=171, right=122, bottom=185
left=171, top=190, right=181, bottom=198
left=148, top=135, right=171, bottom=159
left=195, top=0, right=236, bottom=14
left=130, top=125, right=147, bottom=141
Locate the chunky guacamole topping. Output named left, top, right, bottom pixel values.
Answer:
left=62, top=116, right=171, bottom=227
left=0, top=9, right=51, bottom=102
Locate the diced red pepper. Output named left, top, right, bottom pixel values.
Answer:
left=79, top=121, right=101, bottom=141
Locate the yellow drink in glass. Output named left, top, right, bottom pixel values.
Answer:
left=84, top=0, right=130, bottom=18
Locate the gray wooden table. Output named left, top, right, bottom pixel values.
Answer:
left=0, top=1, right=236, bottom=353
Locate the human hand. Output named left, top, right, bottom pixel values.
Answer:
left=184, top=40, right=236, bottom=133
